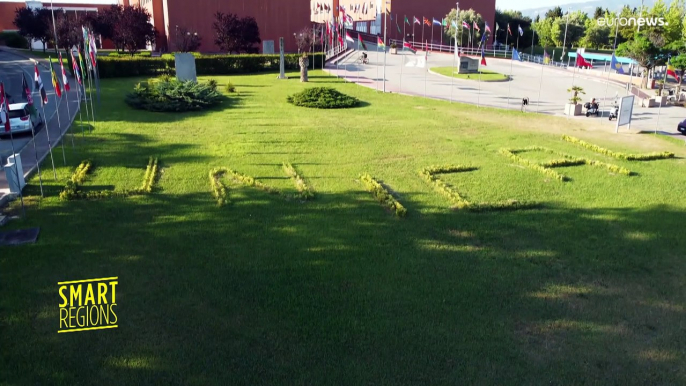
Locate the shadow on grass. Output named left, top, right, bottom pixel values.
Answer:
left=1, top=183, right=685, bottom=385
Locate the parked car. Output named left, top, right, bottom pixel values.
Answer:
left=678, top=119, right=686, bottom=135
left=1, top=103, right=42, bottom=136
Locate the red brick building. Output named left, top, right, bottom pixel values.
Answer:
left=0, top=1, right=115, bottom=49
left=119, top=0, right=495, bottom=53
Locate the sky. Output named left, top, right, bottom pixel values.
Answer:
left=496, top=0, right=588, bottom=10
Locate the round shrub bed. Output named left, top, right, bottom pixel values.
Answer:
left=125, top=76, right=222, bottom=112
left=286, top=87, right=358, bottom=109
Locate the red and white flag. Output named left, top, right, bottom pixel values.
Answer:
left=34, top=64, right=48, bottom=105
left=59, top=52, right=70, bottom=92
left=0, top=82, right=10, bottom=132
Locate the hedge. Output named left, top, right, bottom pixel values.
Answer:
left=562, top=135, right=675, bottom=161
left=98, top=53, right=326, bottom=78
left=0, top=31, right=29, bottom=49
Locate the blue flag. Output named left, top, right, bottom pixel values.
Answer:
left=610, top=53, right=625, bottom=74
left=512, top=48, right=522, bottom=61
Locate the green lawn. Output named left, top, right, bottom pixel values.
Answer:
left=432, top=66, right=509, bottom=81
left=2, top=70, right=686, bottom=384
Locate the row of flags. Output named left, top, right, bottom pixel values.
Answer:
left=312, top=2, right=375, bottom=16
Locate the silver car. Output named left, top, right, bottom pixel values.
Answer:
left=4, top=103, right=43, bottom=135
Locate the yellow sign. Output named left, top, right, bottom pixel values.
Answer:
left=58, top=277, right=118, bottom=333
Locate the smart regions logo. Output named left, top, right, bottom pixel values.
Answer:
left=58, top=277, right=118, bottom=333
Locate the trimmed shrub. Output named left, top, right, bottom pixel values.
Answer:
left=283, top=163, right=314, bottom=200
left=60, top=158, right=160, bottom=201
left=500, top=146, right=633, bottom=180
left=125, top=77, right=223, bottom=112
left=418, top=165, right=531, bottom=211
left=0, top=31, right=29, bottom=49
left=98, top=53, right=325, bottom=78
left=562, top=135, right=675, bottom=161
left=225, top=82, right=236, bottom=93
left=287, top=87, right=358, bottom=109
left=207, top=79, right=218, bottom=91
left=209, top=168, right=230, bottom=206
left=360, top=174, right=406, bottom=217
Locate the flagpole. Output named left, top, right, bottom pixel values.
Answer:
left=603, top=21, right=620, bottom=119
left=412, top=17, right=415, bottom=45
left=537, top=62, right=544, bottom=113
left=2, top=83, right=25, bottom=217
left=507, top=50, right=513, bottom=106
left=431, top=24, right=434, bottom=50
left=424, top=42, right=428, bottom=98
left=50, top=56, right=66, bottom=165
left=477, top=63, right=482, bottom=108
left=383, top=4, right=388, bottom=93
left=505, top=25, right=509, bottom=54
left=38, top=100, right=57, bottom=179
left=569, top=62, right=578, bottom=120
left=399, top=52, right=404, bottom=93
left=452, top=2, right=459, bottom=104
left=403, top=15, right=406, bottom=42
left=421, top=21, right=425, bottom=50
left=376, top=40, right=379, bottom=92
left=61, top=55, right=74, bottom=148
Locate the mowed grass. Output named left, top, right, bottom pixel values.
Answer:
left=432, top=66, right=509, bottom=81
left=1, top=70, right=686, bottom=385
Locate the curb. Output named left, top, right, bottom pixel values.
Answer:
left=428, top=68, right=511, bottom=83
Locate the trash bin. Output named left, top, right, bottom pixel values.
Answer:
left=4, top=154, right=26, bottom=194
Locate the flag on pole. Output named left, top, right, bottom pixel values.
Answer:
left=0, top=83, right=10, bottom=132
left=485, top=22, right=491, bottom=33
left=442, top=18, right=447, bottom=27
left=50, top=59, right=62, bottom=98
left=543, top=50, right=551, bottom=64
left=405, top=16, right=410, bottom=25
left=518, top=25, right=524, bottom=36
left=423, top=17, right=431, bottom=26
left=377, top=36, right=385, bottom=48
left=70, top=50, right=82, bottom=85
left=21, top=74, right=33, bottom=106
left=396, top=16, right=401, bottom=33
left=358, top=33, right=367, bottom=50
left=512, top=48, right=522, bottom=61
left=414, top=16, right=420, bottom=25
left=507, top=24, right=512, bottom=35
left=473, top=21, right=480, bottom=31
left=610, top=53, right=624, bottom=74
left=34, top=64, right=48, bottom=105
left=667, top=61, right=680, bottom=82
left=575, top=53, right=592, bottom=68
left=345, top=31, right=355, bottom=43
left=58, top=52, right=70, bottom=92
left=432, top=18, right=441, bottom=26
left=480, top=46, right=487, bottom=66
left=462, top=21, right=470, bottom=29
left=403, top=41, right=417, bottom=54
left=451, top=20, right=457, bottom=28
left=496, top=22, right=500, bottom=32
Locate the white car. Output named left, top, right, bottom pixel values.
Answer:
left=3, top=102, right=42, bottom=135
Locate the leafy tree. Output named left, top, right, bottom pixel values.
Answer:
left=670, top=53, right=686, bottom=93
left=593, top=7, right=604, bottom=19
left=493, top=9, right=532, bottom=48
left=173, top=25, right=202, bottom=52
left=92, top=5, right=121, bottom=46
left=546, top=6, right=563, bottom=19
left=212, top=12, right=261, bottom=54
left=115, top=6, right=156, bottom=55
left=444, top=8, right=483, bottom=47
left=617, top=34, right=661, bottom=88
left=237, top=16, right=260, bottom=53
left=552, top=11, right=587, bottom=53
left=13, top=7, right=39, bottom=50
left=533, top=17, right=556, bottom=47
left=55, top=11, right=85, bottom=51
left=617, top=6, right=637, bottom=41
left=581, top=18, right=610, bottom=49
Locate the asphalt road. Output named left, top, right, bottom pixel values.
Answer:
left=0, top=50, right=63, bottom=162
left=330, top=45, right=686, bottom=136
left=0, top=48, right=80, bottom=197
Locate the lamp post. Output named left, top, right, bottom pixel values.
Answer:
left=530, top=11, right=538, bottom=57
left=561, top=8, right=571, bottom=61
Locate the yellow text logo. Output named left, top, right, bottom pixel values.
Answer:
left=57, top=277, right=118, bottom=333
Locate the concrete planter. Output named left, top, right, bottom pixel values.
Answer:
left=564, top=103, right=582, bottom=116
left=390, top=47, right=398, bottom=54
left=642, top=96, right=666, bottom=108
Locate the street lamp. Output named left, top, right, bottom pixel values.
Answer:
left=561, top=7, right=571, bottom=60
left=530, top=11, right=538, bottom=57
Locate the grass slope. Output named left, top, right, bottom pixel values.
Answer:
left=1, top=70, right=686, bottom=385
left=432, top=67, right=509, bottom=81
